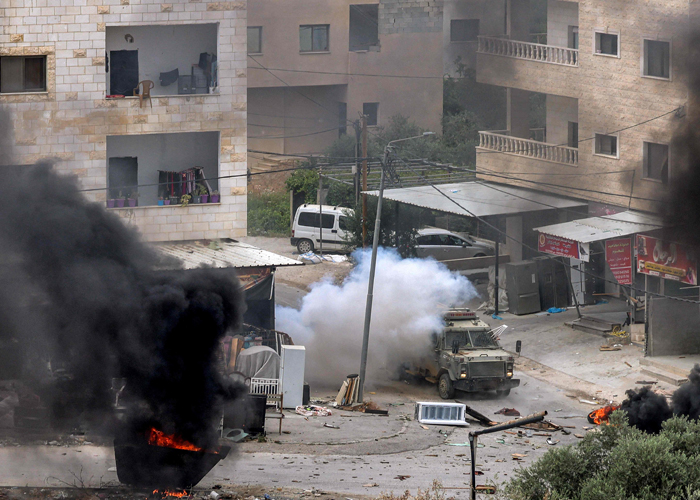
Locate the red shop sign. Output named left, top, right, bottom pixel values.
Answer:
left=538, top=233, right=590, bottom=262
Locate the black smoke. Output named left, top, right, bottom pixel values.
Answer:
left=619, top=386, right=672, bottom=434
left=671, top=364, right=700, bottom=421
left=0, top=111, right=245, bottom=446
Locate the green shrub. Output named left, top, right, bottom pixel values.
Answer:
left=247, top=192, right=290, bottom=237
left=505, top=412, right=700, bottom=500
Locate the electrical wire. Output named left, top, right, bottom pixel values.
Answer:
left=248, top=125, right=347, bottom=139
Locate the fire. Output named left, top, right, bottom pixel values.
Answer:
left=146, top=428, right=204, bottom=452
left=153, top=490, right=190, bottom=498
left=588, top=404, right=620, bottom=425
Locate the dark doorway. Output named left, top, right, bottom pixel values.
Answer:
left=109, top=50, right=139, bottom=96
left=108, top=156, right=138, bottom=199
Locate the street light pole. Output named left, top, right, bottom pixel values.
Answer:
left=357, top=132, right=434, bottom=403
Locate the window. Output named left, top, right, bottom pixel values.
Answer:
left=0, top=56, right=47, bottom=93
left=339, top=215, right=349, bottom=231
left=643, top=39, right=671, bottom=79
left=300, top=25, right=329, bottom=52
left=363, top=102, right=379, bottom=126
left=594, top=31, right=619, bottom=57
left=568, top=26, right=579, bottom=49
left=338, top=102, right=347, bottom=137
left=248, top=27, right=262, bottom=54
left=568, top=122, right=578, bottom=148
left=297, top=212, right=334, bottom=228
left=450, top=19, right=480, bottom=42
left=643, top=142, right=669, bottom=183
left=595, top=133, right=618, bottom=157
left=349, top=4, right=379, bottom=51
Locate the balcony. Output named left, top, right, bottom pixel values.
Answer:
left=478, top=131, right=578, bottom=166
left=478, top=36, right=578, bottom=67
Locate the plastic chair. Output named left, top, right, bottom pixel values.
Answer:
left=133, top=80, right=154, bottom=108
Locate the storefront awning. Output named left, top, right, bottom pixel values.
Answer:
left=365, top=181, right=585, bottom=217
left=534, top=211, right=663, bottom=244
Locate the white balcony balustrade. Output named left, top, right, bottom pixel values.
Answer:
left=478, top=131, right=578, bottom=166
left=478, top=36, right=578, bottom=67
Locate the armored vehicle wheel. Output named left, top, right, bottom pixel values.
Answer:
left=438, top=373, right=455, bottom=399
left=297, top=239, right=314, bottom=254
left=496, top=388, right=511, bottom=397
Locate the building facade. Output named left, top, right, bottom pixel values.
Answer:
left=247, top=0, right=444, bottom=156
left=0, top=0, right=248, bottom=242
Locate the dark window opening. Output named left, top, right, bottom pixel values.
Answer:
left=363, top=102, right=379, bottom=126
left=338, top=102, right=347, bottom=137
left=596, top=32, right=618, bottom=56
left=349, top=4, right=379, bottom=51
left=644, top=142, right=669, bottom=183
left=109, top=50, right=139, bottom=96
left=595, top=134, right=617, bottom=157
left=645, top=40, right=670, bottom=79
left=568, top=122, right=578, bottom=148
left=108, top=156, right=138, bottom=200
left=450, top=19, right=480, bottom=42
left=568, top=26, right=579, bottom=49
left=300, top=25, right=329, bottom=52
left=0, top=56, right=47, bottom=93
left=248, top=27, right=262, bottom=54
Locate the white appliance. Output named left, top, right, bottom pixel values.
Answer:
left=280, top=345, right=306, bottom=409
left=414, top=402, right=469, bottom=426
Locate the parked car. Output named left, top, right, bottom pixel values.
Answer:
left=415, top=228, right=495, bottom=260
left=291, top=204, right=354, bottom=254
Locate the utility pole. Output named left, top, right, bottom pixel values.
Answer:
left=494, top=239, right=499, bottom=316
left=318, top=165, right=323, bottom=256
left=354, top=120, right=361, bottom=205
left=357, top=131, right=434, bottom=403
left=361, top=115, right=368, bottom=248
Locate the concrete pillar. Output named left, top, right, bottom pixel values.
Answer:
left=507, top=88, right=530, bottom=139
left=507, top=0, right=531, bottom=41
left=506, top=215, right=523, bottom=262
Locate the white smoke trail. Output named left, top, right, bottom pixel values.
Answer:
left=276, top=248, right=478, bottom=387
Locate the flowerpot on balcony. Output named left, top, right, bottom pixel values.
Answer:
left=201, top=194, right=209, bottom=203
left=193, top=195, right=201, bottom=204
left=210, top=192, right=220, bottom=203
left=164, top=199, right=171, bottom=206
left=169, top=196, right=179, bottom=205
left=107, top=199, right=116, bottom=208
left=116, top=199, right=125, bottom=208
left=128, top=199, right=136, bottom=207
left=158, top=199, right=164, bottom=206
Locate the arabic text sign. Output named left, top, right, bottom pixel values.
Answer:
left=636, top=235, right=697, bottom=285
left=605, top=238, right=632, bottom=285
left=538, top=233, right=589, bottom=262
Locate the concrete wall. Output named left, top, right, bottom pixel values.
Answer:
left=648, top=297, right=700, bottom=357
left=0, top=0, right=247, bottom=242
left=106, top=24, right=217, bottom=96
left=107, top=131, right=219, bottom=207
left=476, top=0, right=688, bottom=213
left=546, top=94, right=577, bottom=146
left=443, top=0, right=506, bottom=76
left=547, top=0, right=578, bottom=48
left=248, top=0, right=443, bottom=153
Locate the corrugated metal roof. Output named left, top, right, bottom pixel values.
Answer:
left=365, top=181, right=585, bottom=217
left=153, top=238, right=303, bottom=270
left=534, top=211, right=664, bottom=243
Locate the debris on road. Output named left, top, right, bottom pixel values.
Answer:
left=362, top=483, right=378, bottom=488
left=579, top=399, right=599, bottom=405
left=394, top=476, right=411, bottom=481
left=494, top=408, right=520, bottom=416
left=296, top=405, right=332, bottom=417
left=546, top=438, right=559, bottom=445
left=599, top=345, right=621, bottom=351
left=322, top=423, right=339, bottom=429
left=636, top=380, right=658, bottom=385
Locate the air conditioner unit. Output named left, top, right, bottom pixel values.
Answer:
left=414, top=402, right=469, bottom=426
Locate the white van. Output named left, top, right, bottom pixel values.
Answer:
left=291, top=204, right=354, bottom=253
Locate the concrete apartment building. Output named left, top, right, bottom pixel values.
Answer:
left=459, top=0, right=688, bottom=259
left=247, top=0, right=444, bottom=156
left=0, top=0, right=248, bottom=242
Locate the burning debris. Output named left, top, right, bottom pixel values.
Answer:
left=0, top=109, right=246, bottom=486
left=587, top=404, right=620, bottom=426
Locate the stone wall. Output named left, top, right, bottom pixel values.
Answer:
left=379, top=0, right=444, bottom=35
left=0, top=0, right=247, bottom=242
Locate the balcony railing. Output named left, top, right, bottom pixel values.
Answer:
left=478, top=131, right=578, bottom=166
left=478, top=36, right=578, bottom=67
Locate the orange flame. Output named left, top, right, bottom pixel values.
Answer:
left=146, top=428, right=204, bottom=452
left=588, top=405, right=620, bottom=425
left=153, top=489, right=190, bottom=498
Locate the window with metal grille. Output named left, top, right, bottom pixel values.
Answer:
left=0, top=56, right=47, bottom=93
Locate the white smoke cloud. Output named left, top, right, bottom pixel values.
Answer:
left=276, top=248, right=478, bottom=387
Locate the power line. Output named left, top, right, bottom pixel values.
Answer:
left=248, top=125, right=346, bottom=139
left=249, top=65, right=445, bottom=80
left=394, top=159, right=698, bottom=304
